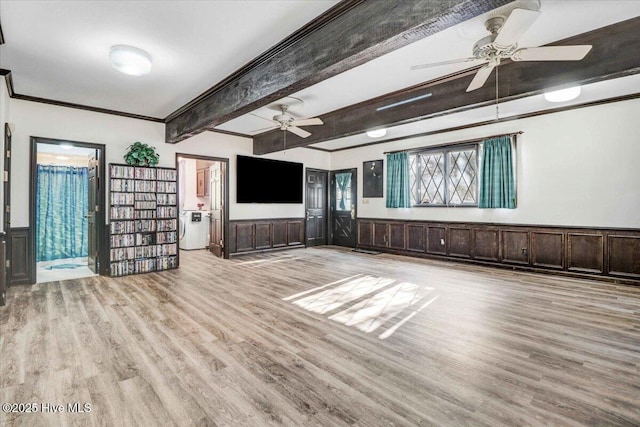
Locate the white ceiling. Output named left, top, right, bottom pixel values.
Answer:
left=1, top=0, right=639, bottom=148
left=216, top=0, right=640, bottom=140
left=0, top=0, right=340, bottom=118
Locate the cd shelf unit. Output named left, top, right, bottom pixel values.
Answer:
left=109, top=163, right=179, bottom=277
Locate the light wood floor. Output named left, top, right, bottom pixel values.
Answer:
left=1, top=247, right=639, bottom=426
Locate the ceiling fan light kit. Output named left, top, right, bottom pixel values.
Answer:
left=109, top=45, right=153, bottom=76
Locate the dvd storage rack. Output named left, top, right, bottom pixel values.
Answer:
left=109, top=163, right=179, bottom=277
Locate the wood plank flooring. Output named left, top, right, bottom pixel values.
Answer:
left=1, top=247, right=639, bottom=426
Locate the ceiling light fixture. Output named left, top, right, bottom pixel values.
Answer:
left=109, top=45, right=152, bottom=76
left=366, top=128, right=387, bottom=138
left=56, top=156, right=69, bottom=160
left=544, top=86, right=581, bottom=103
left=60, top=144, right=74, bottom=150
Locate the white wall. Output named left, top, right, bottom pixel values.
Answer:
left=180, top=158, right=209, bottom=211
left=7, top=98, right=330, bottom=227
left=329, top=97, right=640, bottom=229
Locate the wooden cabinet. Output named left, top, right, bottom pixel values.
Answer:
left=229, top=219, right=305, bottom=255
left=196, top=168, right=210, bottom=198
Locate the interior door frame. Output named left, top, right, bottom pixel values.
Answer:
left=29, top=137, right=107, bottom=282
left=175, top=153, right=230, bottom=259
left=329, top=167, right=358, bottom=247
left=305, top=168, right=329, bottom=247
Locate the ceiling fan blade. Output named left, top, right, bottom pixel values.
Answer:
left=494, top=8, right=541, bottom=47
left=466, top=64, right=495, bottom=92
left=410, top=57, right=480, bottom=70
left=250, top=125, right=279, bottom=134
left=287, top=126, right=311, bottom=138
left=291, top=117, right=323, bottom=126
left=512, top=45, right=592, bottom=61
left=250, top=113, right=277, bottom=125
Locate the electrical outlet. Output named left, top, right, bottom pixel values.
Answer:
left=362, top=199, right=369, bottom=204
left=440, top=238, right=445, bottom=246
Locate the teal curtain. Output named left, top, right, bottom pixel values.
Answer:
left=36, top=165, right=89, bottom=261
left=386, top=152, right=411, bottom=208
left=479, top=136, right=516, bottom=209
left=335, top=173, right=351, bottom=210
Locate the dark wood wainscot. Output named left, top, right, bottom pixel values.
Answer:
left=229, top=218, right=305, bottom=255
left=356, top=219, right=640, bottom=284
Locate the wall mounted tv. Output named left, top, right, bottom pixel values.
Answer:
left=236, top=155, right=303, bottom=203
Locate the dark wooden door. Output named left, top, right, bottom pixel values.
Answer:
left=87, top=150, right=99, bottom=273
left=209, top=162, right=224, bottom=257
left=330, top=168, right=357, bottom=248
left=305, top=169, right=327, bottom=247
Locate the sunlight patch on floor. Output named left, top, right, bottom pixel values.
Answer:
left=285, top=274, right=438, bottom=339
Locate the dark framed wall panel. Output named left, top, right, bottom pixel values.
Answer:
left=473, top=229, right=500, bottom=262
left=608, top=235, right=640, bottom=279
left=427, top=226, right=447, bottom=255
left=406, top=224, right=426, bottom=253
left=531, top=231, right=564, bottom=270
left=8, top=227, right=32, bottom=285
left=389, top=223, right=406, bottom=250
left=448, top=227, right=472, bottom=259
left=501, top=229, right=530, bottom=265
left=229, top=218, right=305, bottom=256
left=374, top=222, right=388, bottom=247
left=356, top=218, right=640, bottom=285
left=357, top=221, right=373, bottom=246
left=567, top=233, right=604, bottom=274
left=287, top=220, right=304, bottom=246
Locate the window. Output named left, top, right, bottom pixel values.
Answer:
left=410, top=145, right=478, bottom=206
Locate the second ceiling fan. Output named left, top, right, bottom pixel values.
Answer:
left=251, top=97, right=323, bottom=138
left=411, top=5, right=593, bottom=92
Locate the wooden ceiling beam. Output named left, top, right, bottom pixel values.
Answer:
left=252, top=17, right=640, bottom=154
left=165, top=0, right=513, bottom=144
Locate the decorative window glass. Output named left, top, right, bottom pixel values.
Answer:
left=410, top=145, right=478, bottom=206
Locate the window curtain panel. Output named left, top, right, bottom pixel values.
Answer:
left=335, top=172, right=351, bottom=210
left=479, top=136, right=516, bottom=209
left=386, top=152, right=411, bottom=208
left=36, top=165, right=89, bottom=261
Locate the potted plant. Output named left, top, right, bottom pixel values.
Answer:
left=124, top=142, right=160, bottom=166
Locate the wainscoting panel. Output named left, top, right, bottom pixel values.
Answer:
left=501, top=229, right=530, bottom=265
left=406, top=224, right=426, bottom=253
left=229, top=219, right=305, bottom=256
left=608, top=235, right=640, bottom=278
left=374, top=222, right=388, bottom=248
left=449, top=227, right=472, bottom=259
left=473, top=229, right=500, bottom=262
left=356, top=219, right=640, bottom=284
left=389, top=223, right=406, bottom=250
left=567, top=233, right=604, bottom=274
left=427, top=226, right=447, bottom=255
left=8, top=227, right=33, bottom=285
left=531, top=231, right=564, bottom=270
left=357, top=221, right=373, bottom=247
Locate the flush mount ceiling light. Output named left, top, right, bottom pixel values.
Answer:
left=544, top=86, right=581, bottom=103
left=60, top=144, right=74, bottom=150
left=109, top=45, right=152, bottom=76
left=366, top=128, right=387, bottom=138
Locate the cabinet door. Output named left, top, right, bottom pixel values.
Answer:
left=196, top=169, right=205, bottom=197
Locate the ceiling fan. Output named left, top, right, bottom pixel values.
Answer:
left=250, top=97, right=323, bottom=138
left=411, top=6, right=593, bottom=92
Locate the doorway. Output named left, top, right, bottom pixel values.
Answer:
left=305, top=168, right=328, bottom=247
left=176, top=153, right=229, bottom=259
left=30, top=137, right=106, bottom=283
left=330, top=168, right=357, bottom=247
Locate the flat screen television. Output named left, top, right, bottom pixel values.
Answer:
left=236, top=155, right=303, bottom=203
